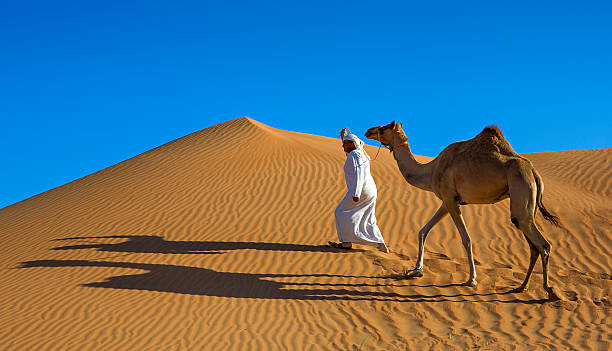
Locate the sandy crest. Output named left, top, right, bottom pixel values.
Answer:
left=0, top=117, right=610, bottom=350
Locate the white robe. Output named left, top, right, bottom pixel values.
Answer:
left=334, top=149, right=386, bottom=245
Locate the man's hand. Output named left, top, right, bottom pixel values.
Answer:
left=340, top=128, right=348, bottom=139
left=352, top=197, right=359, bottom=202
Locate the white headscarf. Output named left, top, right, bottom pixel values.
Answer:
left=342, top=133, right=365, bottom=151
left=342, top=133, right=370, bottom=164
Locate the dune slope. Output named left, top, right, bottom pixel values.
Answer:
left=0, top=117, right=610, bottom=350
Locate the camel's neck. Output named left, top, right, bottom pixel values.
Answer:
left=393, top=144, right=433, bottom=192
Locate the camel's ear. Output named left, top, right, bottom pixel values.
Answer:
left=390, top=120, right=396, bottom=128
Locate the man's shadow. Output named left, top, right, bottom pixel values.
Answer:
left=50, top=235, right=356, bottom=254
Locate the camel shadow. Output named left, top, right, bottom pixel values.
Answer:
left=15, top=235, right=552, bottom=303
left=18, top=259, right=385, bottom=300
left=17, top=259, right=546, bottom=304
left=51, top=235, right=362, bottom=254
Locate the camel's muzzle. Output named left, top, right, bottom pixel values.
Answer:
left=364, top=127, right=380, bottom=140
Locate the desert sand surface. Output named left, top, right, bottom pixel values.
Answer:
left=1, top=117, right=610, bottom=350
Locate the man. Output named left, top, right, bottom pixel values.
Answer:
left=329, top=128, right=389, bottom=253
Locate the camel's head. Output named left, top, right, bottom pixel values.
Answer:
left=365, top=121, right=408, bottom=148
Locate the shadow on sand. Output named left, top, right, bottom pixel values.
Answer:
left=17, top=235, right=548, bottom=303
left=50, top=235, right=360, bottom=254
left=18, top=259, right=546, bottom=303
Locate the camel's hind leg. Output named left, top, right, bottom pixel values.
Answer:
left=508, top=161, right=562, bottom=300
left=517, top=222, right=562, bottom=300
left=511, top=236, right=539, bottom=292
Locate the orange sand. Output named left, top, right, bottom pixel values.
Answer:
left=0, top=117, right=610, bottom=350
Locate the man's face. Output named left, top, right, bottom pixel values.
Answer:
left=342, top=139, right=356, bottom=153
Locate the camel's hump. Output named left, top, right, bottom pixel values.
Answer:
left=471, top=125, right=518, bottom=155
left=474, top=125, right=507, bottom=142
left=479, top=125, right=505, bottom=139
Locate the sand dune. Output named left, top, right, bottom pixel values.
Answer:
left=0, top=117, right=610, bottom=350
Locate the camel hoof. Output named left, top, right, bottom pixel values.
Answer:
left=546, top=286, right=565, bottom=301
left=404, top=268, right=424, bottom=278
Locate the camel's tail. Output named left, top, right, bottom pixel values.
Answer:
left=534, top=170, right=562, bottom=227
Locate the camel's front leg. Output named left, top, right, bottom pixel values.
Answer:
left=409, top=204, right=448, bottom=277
left=446, top=203, right=477, bottom=287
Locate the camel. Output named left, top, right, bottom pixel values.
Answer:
left=365, top=121, right=564, bottom=301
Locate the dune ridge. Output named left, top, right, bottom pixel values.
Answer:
left=0, top=117, right=610, bottom=350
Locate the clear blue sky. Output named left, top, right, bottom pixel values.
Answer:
left=1, top=1, right=611, bottom=208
